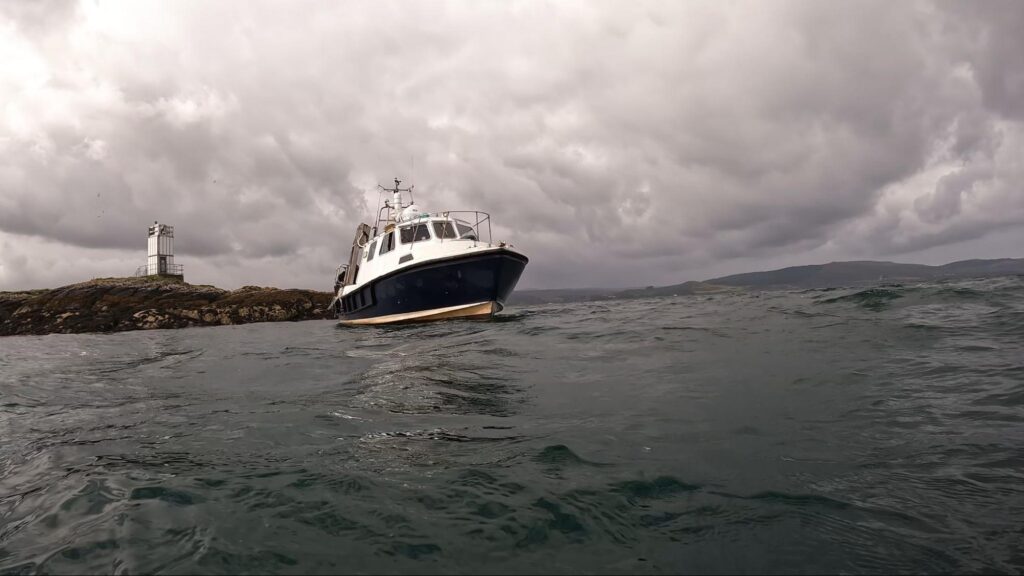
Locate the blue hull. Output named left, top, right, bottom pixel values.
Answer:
left=337, top=249, right=528, bottom=323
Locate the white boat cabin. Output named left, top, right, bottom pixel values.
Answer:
left=337, top=179, right=504, bottom=298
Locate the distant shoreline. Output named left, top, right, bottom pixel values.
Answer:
left=509, top=257, right=1024, bottom=305
left=0, top=277, right=333, bottom=337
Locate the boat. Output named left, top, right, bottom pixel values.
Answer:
left=331, top=178, right=528, bottom=325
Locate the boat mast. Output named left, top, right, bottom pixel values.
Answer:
left=376, top=177, right=414, bottom=233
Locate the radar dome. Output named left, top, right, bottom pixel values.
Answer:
left=399, top=204, right=427, bottom=222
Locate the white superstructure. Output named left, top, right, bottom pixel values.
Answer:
left=135, top=221, right=184, bottom=278
left=339, top=182, right=506, bottom=297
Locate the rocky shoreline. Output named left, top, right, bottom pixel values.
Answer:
left=0, top=277, right=335, bottom=336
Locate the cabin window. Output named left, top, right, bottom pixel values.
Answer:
left=433, top=221, right=459, bottom=239
left=366, top=240, right=377, bottom=261
left=456, top=222, right=477, bottom=240
left=379, top=231, right=395, bottom=255
left=399, top=224, right=431, bottom=244
left=346, top=286, right=373, bottom=310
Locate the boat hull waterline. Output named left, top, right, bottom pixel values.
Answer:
left=337, top=249, right=527, bottom=325
left=340, top=301, right=498, bottom=325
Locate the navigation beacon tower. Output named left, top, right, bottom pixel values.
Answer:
left=136, top=221, right=183, bottom=280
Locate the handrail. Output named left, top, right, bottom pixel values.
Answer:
left=368, top=209, right=495, bottom=245
left=134, top=263, right=184, bottom=277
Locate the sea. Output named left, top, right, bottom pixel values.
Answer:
left=1, top=276, right=1023, bottom=574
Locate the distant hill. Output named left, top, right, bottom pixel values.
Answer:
left=614, top=281, right=736, bottom=299
left=509, top=258, right=1024, bottom=305
left=707, top=258, right=1024, bottom=289
left=933, top=258, right=1024, bottom=277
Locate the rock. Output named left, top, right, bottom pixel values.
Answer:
left=0, top=277, right=335, bottom=336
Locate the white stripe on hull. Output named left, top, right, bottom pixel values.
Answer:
left=339, top=301, right=499, bottom=326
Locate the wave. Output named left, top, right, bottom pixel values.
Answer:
left=819, top=287, right=904, bottom=310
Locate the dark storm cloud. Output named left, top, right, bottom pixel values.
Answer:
left=1, top=0, right=1023, bottom=290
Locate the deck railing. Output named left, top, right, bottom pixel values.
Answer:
left=134, top=263, right=184, bottom=277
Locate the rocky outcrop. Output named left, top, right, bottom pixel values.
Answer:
left=0, top=277, right=335, bottom=336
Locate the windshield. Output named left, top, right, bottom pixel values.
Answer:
left=456, top=222, right=477, bottom=240
left=399, top=224, right=431, bottom=244
left=432, top=221, right=459, bottom=239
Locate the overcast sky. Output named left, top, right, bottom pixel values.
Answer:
left=2, top=0, right=1023, bottom=291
